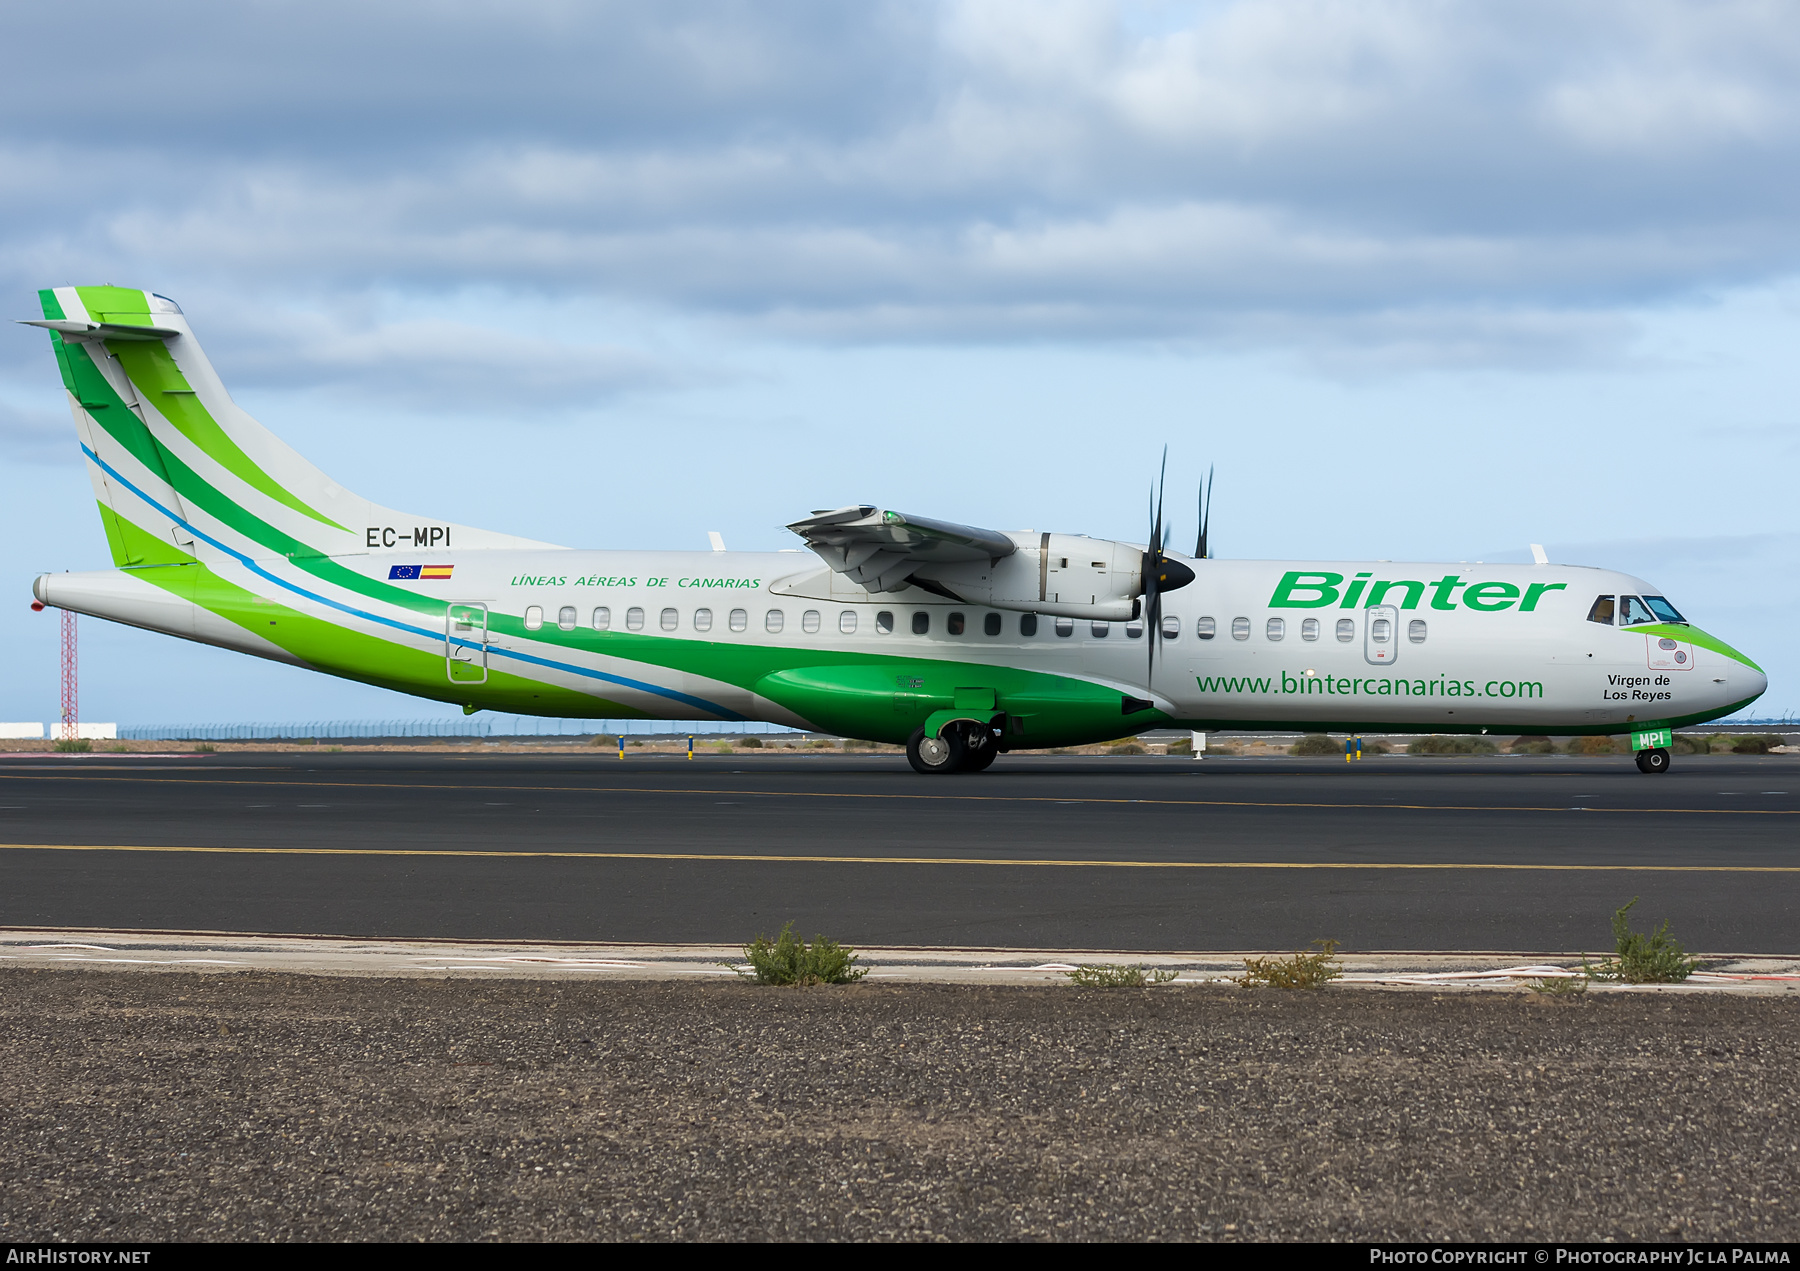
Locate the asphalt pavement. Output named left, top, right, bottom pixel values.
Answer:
left=0, top=751, right=1795, bottom=952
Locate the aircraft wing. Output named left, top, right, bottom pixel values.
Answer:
left=786, top=505, right=1017, bottom=593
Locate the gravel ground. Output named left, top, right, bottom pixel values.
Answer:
left=1, top=970, right=1795, bottom=1242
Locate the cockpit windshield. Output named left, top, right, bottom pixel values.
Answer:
left=1618, top=596, right=1658, bottom=626
left=1589, top=593, right=1686, bottom=626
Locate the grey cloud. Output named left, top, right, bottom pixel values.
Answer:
left=0, top=1, right=929, bottom=156
left=3, top=1, right=1800, bottom=362
left=194, top=303, right=712, bottom=412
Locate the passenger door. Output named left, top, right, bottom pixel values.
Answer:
left=1365, top=605, right=1398, bottom=666
left=446, top=602, right=489, bottom=684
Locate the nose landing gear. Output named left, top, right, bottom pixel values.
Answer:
left=1635, top=747, right=1670, bottom=774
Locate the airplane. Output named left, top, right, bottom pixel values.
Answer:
left=22, top=286, right=1765, bottom=775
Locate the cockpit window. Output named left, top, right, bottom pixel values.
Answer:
left=1619, top=595, right=1658, bottom=627
left=1643, top=595, right=1686, bottom=624
left=1585, top=595, right=1615, bottom=625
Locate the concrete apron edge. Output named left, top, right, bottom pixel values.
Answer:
left=2, top=930, right=1796, bottom=992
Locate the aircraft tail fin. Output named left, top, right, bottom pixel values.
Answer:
left=27, top=286, right=557, bottom=568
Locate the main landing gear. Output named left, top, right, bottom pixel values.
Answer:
left=906, top=723, right=998, bottom=775
left=1635, top=747, right=1671, bottom=774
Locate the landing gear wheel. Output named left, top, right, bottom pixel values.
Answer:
left=907, top=726, right=966, bottom=775
left=1635, top=747, right=1670, bottom=774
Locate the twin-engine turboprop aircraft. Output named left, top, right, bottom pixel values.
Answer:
left=23, top=287, right=1765, bottom=773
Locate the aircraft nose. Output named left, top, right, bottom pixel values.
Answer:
left=1721, top=663, right=1767, bottom=709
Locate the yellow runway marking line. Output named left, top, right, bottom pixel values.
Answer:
left=1, top=773, right=1797, bottom=817
left=1, top=843, right=1798, bottom=872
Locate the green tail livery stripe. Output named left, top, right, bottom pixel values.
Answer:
left=63, top=339, right=436, bottom=612
left=102, top=337, right=347, bottom=532
left=46, top=289, right=346, bottom=533
left=81, top=443, right=741, bottom=719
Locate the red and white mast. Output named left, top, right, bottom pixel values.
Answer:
left=59, top=609, right=77, bottom=741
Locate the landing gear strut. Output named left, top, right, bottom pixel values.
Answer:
left=906, top=723, right=998, bottom=774
left=1635, top=747, right=1670, bottom=774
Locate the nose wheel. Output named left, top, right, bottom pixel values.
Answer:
left=1635, top=747, right=1670, bottom=774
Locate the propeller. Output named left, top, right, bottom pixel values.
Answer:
left=1142, top=448, right=1196, bottom=679
left=1195, top=465, right=1214, bottom=560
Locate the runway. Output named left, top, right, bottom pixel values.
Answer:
left=1, top=751, right=1796, bottom=952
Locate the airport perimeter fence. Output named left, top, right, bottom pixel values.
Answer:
left=117, top=718, right=802, bottom=742
left=100, top=713, right=1800, bottom=743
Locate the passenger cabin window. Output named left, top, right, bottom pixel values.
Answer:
left=947, top=612, right=966, bottom=635
left=912, top=612, right=930, bottom=635
left=1644, top=595, right=1686, bottom=624
left=1371, top=617, right=1391, bottom=643
left=1586, top=595, right=1616, bottom=625
left=876, top=611, right=895, bottom=634
left=660, top=607, right=678, bottom=631
left=1301, top=618, right=1319, bottom=641
left=765, top=609, right=784, bottom=633
left=1266, top=617, right=1285, bottom=641
left=1619, top=596, right=1658, bottom=627
left=728, top=608, right=748, bottom=632
left=1335, top=618, right=1355, bottom=642
left=984, top=613, right=1002, bottom=636
left=592, top=606, right=611, bottom=630
left=1161, top=615, right=1180, bottom=640
left=524, top=605, right=544, bottom=631
left=1196, top=617, right=1216, bottom=640
left=1020, top=614, right=1038, bottom=637
left=1124, top=619, right=1143, bottom=639
left=1091, top=620, right=1110, bottom=638
left=1231, top=617, right=1250, bottom=641
left=1055, top=617, right=1074, bottom=637
left=1408, top=619, right=1428, bottom=643
left=840, top=610, right=858, bottom=634
left=693, top=608, right=713, bottom=632
left=625, top=607, right=645, bottom=631
left=801, top=610, right=821, bottom=633
left=558, top=606, right=577, bottom=631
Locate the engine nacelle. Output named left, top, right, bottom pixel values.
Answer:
left=920, top=533, right=1146, bottom=621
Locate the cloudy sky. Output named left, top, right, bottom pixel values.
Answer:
left=2, top=0, right=1796, bottom=726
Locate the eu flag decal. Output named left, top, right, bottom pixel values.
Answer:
left=389, top=564, right=453, bottom=580
left=389, top=565, right=421, bottom=580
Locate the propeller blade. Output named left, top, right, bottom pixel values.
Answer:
left=1146, top=447, right=1169, bottom=679
left=1195, top=465, right=1213, bottom=560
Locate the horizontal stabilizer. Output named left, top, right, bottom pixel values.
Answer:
left=18, top=318, right=182, bottom=342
